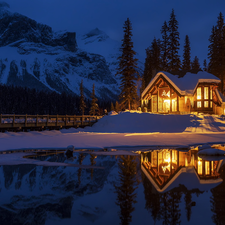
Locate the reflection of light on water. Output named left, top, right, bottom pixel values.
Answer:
left=161, top=152, right=174, bottom=173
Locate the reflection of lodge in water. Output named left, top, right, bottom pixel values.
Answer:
left=141, top=149, right=223, bottom=192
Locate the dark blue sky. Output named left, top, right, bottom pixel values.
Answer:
left=5, top=0, right=225, bottom=65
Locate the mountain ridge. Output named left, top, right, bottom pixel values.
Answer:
left=0, top=3, right=121, bottom=101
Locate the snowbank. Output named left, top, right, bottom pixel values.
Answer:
left=0, top=112, right=225, bottom=151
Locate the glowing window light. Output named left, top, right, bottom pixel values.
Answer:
left=204, top=87, right=209, bottom=99
left=197, top=101, right=201, bottom=108
left=198, top=158, right=202, bottom=175
left=210, top=88, right=212, bottom=99
left=197, top=87, right=201, bottom=99
left=204, top=101, right=208, bottom=108
left=210, top=101, right=213, bottom=108
left=205, top=161, right=210, bottom=175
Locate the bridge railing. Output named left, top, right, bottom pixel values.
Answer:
left=0, top=114, right=103, bottom=130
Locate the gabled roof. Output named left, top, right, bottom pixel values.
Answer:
left=142, top=71, right=221, bottom=98
left=216, top=89, right=225, bottom=104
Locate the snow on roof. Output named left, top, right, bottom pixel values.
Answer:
left=216, top=89, right=225, bottom=103
left=142, top=71, right=221, bottom=98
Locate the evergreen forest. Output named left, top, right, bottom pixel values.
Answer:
left=0, top=84, right=111, bottom=115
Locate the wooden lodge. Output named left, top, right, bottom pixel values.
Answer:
left=141, top=149, right=223, bottom=193
left=141, top=71, right=225, bottom=115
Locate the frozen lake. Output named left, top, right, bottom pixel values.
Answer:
left=0, top=149, right=224, bottom=225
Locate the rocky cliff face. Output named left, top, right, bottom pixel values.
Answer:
left=0, top=3, right=120, bottom=101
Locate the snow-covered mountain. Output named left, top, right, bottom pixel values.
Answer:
left=0, top=3, right=122, bottom=101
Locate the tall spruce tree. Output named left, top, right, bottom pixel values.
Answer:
left=151, top=37, right=161, bottom=71
left=161, top=21, right=169, bottom=71
left=191, top=56, right=201, bottom=71
left=89, top=83, right=99, bottom=116
left=114, top=155, right=138, bottom=225
left=80, top=79, right=86, bottom=115
left=208, top=12, right=225, bottom=93
left=116, top=18, right=139, bottom=110
left=182, top=35, right=191, bottom=70
left=168, top=9, right=181, bottom=71
left=142, top=47, right=153, bottom=89
left=142, top=38, right=161, bottom=89
left=203, top=59, right=208, bottom=71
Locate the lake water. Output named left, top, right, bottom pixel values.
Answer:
left=0, top=149, right=224, bottom=225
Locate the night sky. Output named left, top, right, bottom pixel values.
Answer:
left=5, top=0, right=225, bottom=65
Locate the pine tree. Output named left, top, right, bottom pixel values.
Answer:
left=151, top=37, right=161, bottom=71
left=142, top=38, right=161, bottom=89
left=116, top=18, right=139, bottom=110
left=115, top=101, right=120, bottom=112
left=203, top=59, right=208, bottom=71
left=110, top=102, right=115, bottom=111
left=191, top=56, right=201, bottom=71
left=168, top=9, right=181, bottom=71
left=208, top=12, right=225, bottom=93
left=161, top=21, right=169, bottom=71
left=182, top=35, right=191, bottom=70
left=142, top=47, right=153, bottom=89
left=80, top=79, right=86, bottom=115
left=114, top=155, right=138, bottom=225
left=89, top=84, right=98, bottom=116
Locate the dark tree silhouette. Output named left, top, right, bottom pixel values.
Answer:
left=142, top=171, right=161, bottom=223
left=142, top=47, right=153, bottom=89
left=89, top=84, right=99, bottom=116
left=208, top=12, right=225, bottom=93
left=77, top=153, right=86, bottom=186
left=142, top=38, right=161, bottom=89
left=79, top=79, right=86, bottom=115
left=161, top=21, right=169, bottom=71
left=168, top=9, right=181, bottom=71
left=116, top=18, right=139, bottom=110
left=211, top=164, right=225, bottom=224
left=115, top=155, right=139, bottom=225
left=191, top=56, right=201, bottom=71
left=203, top=59, right=208, bottom=71
left=182, top=35, right=191, bottom=70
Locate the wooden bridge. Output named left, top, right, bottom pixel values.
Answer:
left=0, top=114, right=103, bottom=132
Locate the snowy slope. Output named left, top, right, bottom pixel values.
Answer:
left=0, top=4, right=121, bottom=101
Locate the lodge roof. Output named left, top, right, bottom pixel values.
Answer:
left=142, top=71, right=221, bottom=98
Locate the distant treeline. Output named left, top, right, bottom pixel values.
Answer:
left=0, top=84, right=111, bottom=115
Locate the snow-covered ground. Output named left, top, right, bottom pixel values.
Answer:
left=1, top=111, right=225, bottom=152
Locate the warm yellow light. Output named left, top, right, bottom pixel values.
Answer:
left=197, top=87, right=201, bottom=100
left=164, top=100, right=170, bottom=104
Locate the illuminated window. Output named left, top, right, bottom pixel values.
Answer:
left=210, top=88, right=212, bottom=99
left=198, top=158, right=202, bottom=175
left=204, top=87, right=209, bottom=99
left=205, top=161, right=210, bottom=175
left=204, top=101, right=208, bottom=108
left=197, top=87, right=201, bottom=99
left=197, top=101, right=201, bottom=108
left=210, top=101, right=213, bottom=108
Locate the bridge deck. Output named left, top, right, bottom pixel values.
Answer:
left=0, top=114, right=102, bottom=132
